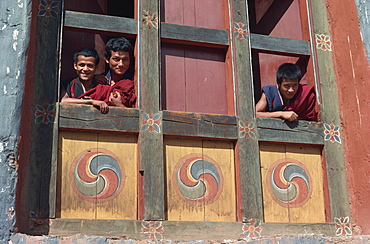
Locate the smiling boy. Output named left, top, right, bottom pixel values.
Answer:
left=61, top=47, right=109, bottom=113
left=255, top=63, right=318, bottom=121
left=86, top=37, right=136, bottom=108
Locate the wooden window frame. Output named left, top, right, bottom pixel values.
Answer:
left=23, top=0, right=350, bottom=237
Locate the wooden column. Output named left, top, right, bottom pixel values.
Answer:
left=139, top=0, right=164, bottom=220
left=26, top=0, right=62, bottom=223
left=310, top=0, right=350, bottom=220
left=232, top=0, right=263, bottom=221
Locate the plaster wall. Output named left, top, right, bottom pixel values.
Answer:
left=356, top=0, right=370, bottom=62
left=0, top=0, right=31, bottom=241
left=326, top=0, right=370, bottom=235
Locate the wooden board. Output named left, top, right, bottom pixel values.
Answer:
left=58, top=131, right=137, bottom=219
left=165, top=138, right=236, bottom=222
left=162, top=0, right=226, bottom=29
left=259, top=143, right=325, bottom=223
left=161, top=43, right=228, bottom=115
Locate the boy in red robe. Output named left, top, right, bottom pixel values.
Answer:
left=255, top=63, right=318, bottom=121
left=61, top=38, right=137, bottom=113
left=61, top=47, right=109, bottom=113
left=80, top=37, right=136, bottom=108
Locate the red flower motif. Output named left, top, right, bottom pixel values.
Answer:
left=234, top=22, right=248, bottom=39
left=141, top=221, right=164, bottom=240
left=142, top=113, right=161, bottom=133
left=239, top=121, right=256, bottom=139
left=324, top=123, right=341, bottom=143
left=38, top=0, right=60, bottom=18
left=242, top=219, right=262, bottom=238
left=316, top=34, right=332, bottom=51
left=143, top=10, right=158, bottom=29
left=335, top=217, right=352, bottom=236
left=34, top=103, right=56, bottom=125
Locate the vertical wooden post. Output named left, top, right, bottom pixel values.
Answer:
left=27, top=0, right=63, bottom=222
left=231, top=0, right=264, bottom=221
left=139, top=0, right=164, bottom=220
left=310, top=0, right=350, bottom=220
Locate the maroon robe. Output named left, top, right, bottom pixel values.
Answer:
left=263, top=84, right=318, bottom=121
left=78, top=79, right=136, bottom=108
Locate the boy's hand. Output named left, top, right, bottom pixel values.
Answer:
left=109, top=91, right=125, bottom=107
left=91, top=100, right=109, bottom=113
left=281, top=111, right=298, bottom=121
left=94, top=74, right=109, bottom=85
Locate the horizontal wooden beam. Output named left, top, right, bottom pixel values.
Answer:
left=64, top=11, right=137, bottom=36
left=162, top=111, right=237, bottom=139
left=250, top=34, right=311, bottom=56
left=59, top=106, right=324, bottom=144
left=256, top=118, right=324, bottom=145
left=59, top=104, right=140, bottom=133
left=161, top=23, right=229, bottom=47
left=49, top=218, right=335, bottom=238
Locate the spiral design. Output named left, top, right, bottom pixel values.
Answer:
left=267, top=158, right=311, bottom=208
left=173, top=154, right=223, bottom=205
left=71, top=149, right=124, bottom=203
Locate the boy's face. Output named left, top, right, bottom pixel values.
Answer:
left=74, top=55, right=97, bottom=82
left=278, top=78, right=299, bottom=100
left=105, top=51, right=130, bottom=77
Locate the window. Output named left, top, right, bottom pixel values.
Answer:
left=23, top=0, right=350, bottom=237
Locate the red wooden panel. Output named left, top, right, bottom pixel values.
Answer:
left=162, top=43, right=229, bottom=115
left=162, top=0, right=226, bottom=29
left=258, top=54, right=301, bottom=87
left=252, top=0, right=304, bottom=40
left=251, top=0, right=316, bottom=101
left=161, top=45, right=186, bottom=111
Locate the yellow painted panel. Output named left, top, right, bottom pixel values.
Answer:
left=260, top=143, right=325, bottom=223
left=95, top=133, right=137, bottom=220
left=285, top=145, right=325, bottom=223
left=165, top=138, right=204, bottom=221
left=165, top=138, right=235, bottom=222
left=202, top=140, right=236, bottom=222
left=58, top=131, right=137, bottom=220
left=58, top=131, right=98, bottom=219
left=259, top=143, right=289, bottom=222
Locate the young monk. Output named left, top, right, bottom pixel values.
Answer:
left=81, top=37, right=136, bottom=108
left=255, top=63, right=318, bottom=121
left=61, top=47, right=109, bottom=113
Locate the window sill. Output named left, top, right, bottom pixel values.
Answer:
left=48, top=218, right=335, bottom=239
left=256, top=118, right=324, bottom=145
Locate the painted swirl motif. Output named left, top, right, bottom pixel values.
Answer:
left=267, top=158, right=312, bottom=208
left=70, top=148, right=124, bottom=203
left=173, top=154, right=223, bottom=205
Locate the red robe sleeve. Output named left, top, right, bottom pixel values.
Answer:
left=77, top=79, right=137, bottom=108
left=284, top=84, right=318, bottom=121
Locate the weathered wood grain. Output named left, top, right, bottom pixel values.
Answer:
left=232, top=0, right=263, bottom=221
left=64, top=11, right=137, bottom=36
left=260, top=143, right=325, bottom=223
left=161, top=23, right=229, bottom=47
left=28, top=12, right=62, bottom=222
left=257, top=118, right=324, bottom=145
left=49, top=218, right=336, bottom=238
left=58, top=132, right=138, bottom=220
left=250, top=32, right=310, bottom=57
left=162, top=111, right=237, bottom=139
left=165, top=138, right=236, bottom=222
left=310, top=0, right=351, bottom=219
left=140, top=0, right=164, bottom=220
left=59, top=104, right=140, bottom=133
